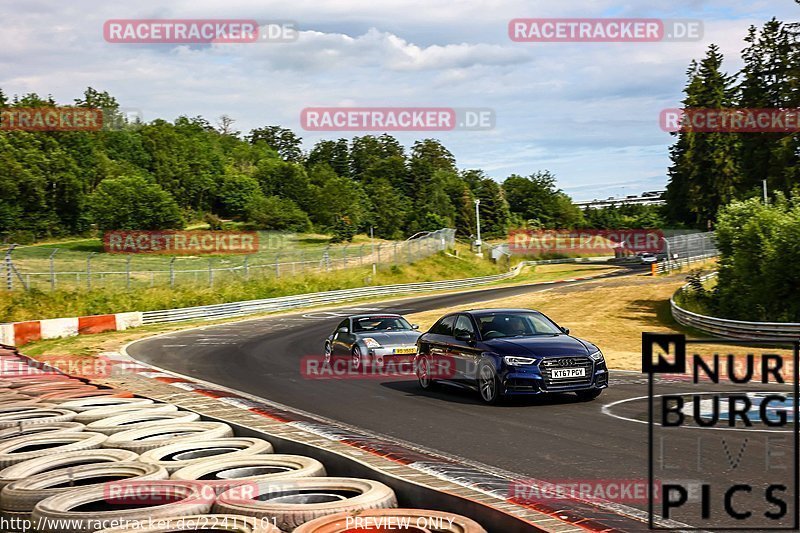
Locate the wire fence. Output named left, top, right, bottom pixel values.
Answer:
left=657, top=231, right=718, bottom=273
left=2, top=229, right=456, bottom=292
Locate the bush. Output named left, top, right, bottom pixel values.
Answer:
left=88, top=176, right=184, bottom=231
left=244, top=195, right=311, bottom=232
left=713, top=195, right=800, bottom=321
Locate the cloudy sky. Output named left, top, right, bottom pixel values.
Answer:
left=2, top=1, right=797, bottom=200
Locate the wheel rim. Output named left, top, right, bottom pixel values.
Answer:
left=323, top=343, right=331, bottom=365
left=352, top=347, right=361, bottom=369
left=418, top=358, right=430, bottom=387
left=479, top=366, right=495, bottom=401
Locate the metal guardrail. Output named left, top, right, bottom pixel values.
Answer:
left=671, top=273, right=800, bottom=340
left=142, top=270, right=519, bottom=324
left=141, top=256, right=613, bottom=325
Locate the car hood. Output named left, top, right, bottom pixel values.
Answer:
left=356, top=331, right=421, bottom=346
left=483, top=335, right=596, bottom=357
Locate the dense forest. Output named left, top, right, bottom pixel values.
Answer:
left=665, top=18, right=799, bottom=228
left=0, top=88, right=667, bottom=244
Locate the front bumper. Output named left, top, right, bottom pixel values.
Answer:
left=499, top=362, right=609, bottom=396
left=360, top=346, right=417, bottom=365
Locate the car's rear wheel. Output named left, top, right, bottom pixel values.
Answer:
left=477, top=363, right=501, bottom=404
left=416, top=356, right=436, bottom=390
left=576, top=389, right=602, bottom=401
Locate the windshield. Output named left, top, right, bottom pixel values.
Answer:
left=352, top=316, right=413, bottom=332
left=476, top=312, right=562, bottom=339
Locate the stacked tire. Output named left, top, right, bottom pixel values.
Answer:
left=0, top=350, right=487, bottom=532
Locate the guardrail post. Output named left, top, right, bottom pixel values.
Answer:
left=86, top=252, right=96, bottom=290
left=49, top=249, right=58, bottom=291
left=4, top=245, right=11, bottom=291
left=376, top=244, right=382, bottom=266
left=169, top=257, right=176, bottom=287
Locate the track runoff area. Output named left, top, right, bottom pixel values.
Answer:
left=125, top=264, right=797, bottom=531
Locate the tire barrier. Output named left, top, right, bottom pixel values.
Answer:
left=14, top=383, right=96, bottom=396
left=58, top=397, right=154, bottom=413
left=31, top=481, right=212, bottom=533
left=172, top=455, right=326, bottom=483
left=293, top=508, right=488, bottom=533
left=0, top=449, right=139, bottom=491
left=138, top=438, right=274, bottom=474
left=1, top=461, right=168, bottom=522
left=74, top=403, right=179, bottom=424
left=95, top=514, right=282, bottom=533
left=39, top=389, right=133, bottom=402
left=0, top=421, right=85, bottom=442
left=0, top=347, right=492, bottom=533
left=212, top=477, right=397, bottom=532
left=102, top=422, right=235, bottom=453
left=0, top=432, right=107, bottom=467
left=0, top=407, right=76, bottom=427
left=86, top=411, right=202, bottom=435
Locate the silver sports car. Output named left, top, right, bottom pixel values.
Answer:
left=323, top=314, right=421, bottom=368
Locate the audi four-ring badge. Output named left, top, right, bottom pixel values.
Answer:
left=415, top=308, right=608, bottom=404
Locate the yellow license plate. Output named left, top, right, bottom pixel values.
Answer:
left=394, top=347, right=416, bottom=354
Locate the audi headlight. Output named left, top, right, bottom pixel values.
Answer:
left=504, top=356, right=538, bottom=366
left=363, top=338, right=381, bottom=348
left=589, top=350, right=604, bottom=362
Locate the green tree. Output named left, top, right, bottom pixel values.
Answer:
left=88, top=176, right=184, bottom=230
left=217, top=174, right=264, bottom=218
left=244, top=195, right=311, bottom=231
left=247, top=126, right=303, bottom=162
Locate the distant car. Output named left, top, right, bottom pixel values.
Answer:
left=323, top=314, right=421, bottom=369
left=415, top=309, right=608, bottom=404
left=638, top=252, right=658, bottom=264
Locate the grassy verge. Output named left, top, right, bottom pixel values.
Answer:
left=0, top=246, right=503, bottom=322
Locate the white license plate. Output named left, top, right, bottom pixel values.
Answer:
left=550, top=368, right=586, bottom=379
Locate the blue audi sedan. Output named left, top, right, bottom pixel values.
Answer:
left=415, top=309, right=608, bottom=404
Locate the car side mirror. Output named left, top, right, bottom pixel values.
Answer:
left=455, top=332, right=476, bottom=344
left=560, top=326, right=570, bottom=335
left=411, top=324, right=420, bottom=330
left=337, top=327, right=348, bottom=333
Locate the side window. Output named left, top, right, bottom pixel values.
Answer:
left=336, top=319, right=349, bottom=333
left=431, top=315, right=456, bottom=335
left=454, top=315, right=476, bottom=339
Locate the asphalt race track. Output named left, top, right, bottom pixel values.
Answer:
left=128, top=270, right=796, bottom=530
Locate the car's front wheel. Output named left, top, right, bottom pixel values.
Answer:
left=477, top=362, right=501, bottom=404
left=576, top=389, right=602, bottom=401
left=351, top=346, right=363, bottom=370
